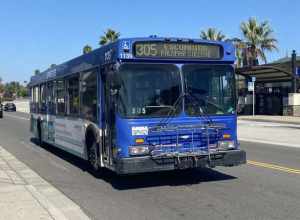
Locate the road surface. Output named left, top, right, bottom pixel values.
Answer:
left=0, top=112, right=300, bottom=220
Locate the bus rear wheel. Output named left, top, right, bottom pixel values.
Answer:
left=88, top=141, right=100, bottom=171
left=37, top=120, right=42, bottom=145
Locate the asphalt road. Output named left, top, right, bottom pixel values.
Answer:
left=1, top=112, right=300, bottom=220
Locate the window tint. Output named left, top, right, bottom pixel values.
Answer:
left=81, top=70, right=97, bottom=122
left=117, top=64, right=181, bottom=118
left=67, top=76, right=80, bottom=116
left=183, top=65, right=236, bottom=115
left=56, top=80, right=65, bottom=115
left=30, top=87, right=34, bottom=113
left=40, top=84, right=47, bottom=114
left=47, top=82, right=56, bottom=114
left=34, top=86, right=39, bottom=113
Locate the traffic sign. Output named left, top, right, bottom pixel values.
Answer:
left=297, top=67, right=300, bottom=76
left=252, top=76, right=256, bottom=82
left=248, top=82, right=254, bottom=91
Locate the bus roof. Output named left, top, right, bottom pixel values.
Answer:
left=29, top=37, right=235, bottom=87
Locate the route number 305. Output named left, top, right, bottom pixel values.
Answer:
left=135, top=44, right=158, bottom=57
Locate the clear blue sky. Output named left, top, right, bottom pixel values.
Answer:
left=0, top=0, right=299, bottom=83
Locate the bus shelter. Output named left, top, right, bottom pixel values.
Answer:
left=236, top=55, right=300, bottom=116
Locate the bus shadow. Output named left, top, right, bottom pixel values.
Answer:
left=31, top=138, right=237, bottom=190
left=102, top=168, right=237, bottom=190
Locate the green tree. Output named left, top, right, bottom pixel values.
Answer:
left=3, top=81, right=28, bottom=98
left=200, top=28, right=226, bottom=41
left=240, top=17, right=278, bottom=65
left=0, top=77, right=4, bottom=94
left=83, top=45, right=92, bottom=54
left=226, top=38, right=247, bottom=68
left=18, top=85, right=28, bottom=97
left=50, top=64, right=56, bottom=68
left=99, top=28, right=120, bottom=46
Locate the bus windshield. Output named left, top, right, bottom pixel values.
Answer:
left=183, top=65, right=236, bottom=115
left=116, top=64, right=181, bottom=118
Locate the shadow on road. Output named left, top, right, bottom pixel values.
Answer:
left=31, top=138, right=237, bottom=190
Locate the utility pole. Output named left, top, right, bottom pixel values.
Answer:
left=292, top=50, right=297, bottom=93
left=252, top=77, right=256, bottom=116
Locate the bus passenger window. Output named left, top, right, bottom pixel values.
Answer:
left=40, top=84, right=47, bottom=114
left=81, top=70, right=97, bottom=122
left=30, top=87, right=35, bottom=113
left=34, top=86, right=39, bottom=113
left=67, top=76, right=80, bottom=116
left=56, top=80, right=65, bottom=115
left=47, top=82, right=55, bottom=114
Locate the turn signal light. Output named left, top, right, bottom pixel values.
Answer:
left=223, top=134, right=231, bottom=139
left=135, top=138, right=145, bottom=144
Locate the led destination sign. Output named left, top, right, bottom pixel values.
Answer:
left=134, top=42, right=222, bottom=59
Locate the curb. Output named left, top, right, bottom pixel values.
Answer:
left=238, top=118, right=300, bottom=126
left=25, top=185, right=68, bottom=220
left=0, top=145, right=90, bottom=220
left=239, top=138, right=300, bottom=149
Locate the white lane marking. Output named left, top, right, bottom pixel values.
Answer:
left=4, top=114, right=29, bottom=121
left=239, top=138, right=300, bottom=149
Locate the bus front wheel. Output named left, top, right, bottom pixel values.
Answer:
left=88, top=141, right=100, bottom=171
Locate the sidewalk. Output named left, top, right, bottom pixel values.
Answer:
left=238, top=115, right=300, bottom=125
left=0, top=146, right=90, bottom=220
left=238, top=119, right=300, bottom=148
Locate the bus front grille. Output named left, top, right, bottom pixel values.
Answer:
left=146, top=127, right=221, bottom=156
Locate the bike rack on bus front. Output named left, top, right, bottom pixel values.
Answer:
left=148, top=123, right=226, bottom=168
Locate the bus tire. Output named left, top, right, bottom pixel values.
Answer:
left=88, top=139, right=100, bottom=171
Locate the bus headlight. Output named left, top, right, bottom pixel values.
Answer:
left=218, top=141, right=235, bottom=151
left=129, top=146, right=149, bottom=156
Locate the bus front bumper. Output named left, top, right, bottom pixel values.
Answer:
left=115, top=150, right=246, bottom=174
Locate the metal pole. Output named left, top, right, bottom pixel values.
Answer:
left=253, top=81, right=255, bottom=116
left=292, top=50, right=297, bottom=93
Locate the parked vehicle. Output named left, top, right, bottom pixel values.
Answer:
left=0, top=103, right=3, bottom=118
left=4, top=103, right=16, bottom=112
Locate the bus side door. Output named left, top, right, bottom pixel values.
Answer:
left=102, top=65, right=117, bottom=165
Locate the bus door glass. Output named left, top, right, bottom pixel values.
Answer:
left=103, top=65, right=118, bottom=163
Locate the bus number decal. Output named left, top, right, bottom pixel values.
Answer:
left=135, top=44, right=157, bottom=57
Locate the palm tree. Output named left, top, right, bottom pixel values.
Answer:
left=83, top=45, right=92, bottom=54
left=99, top=28, right=120, bottom=46
left=200, top=28, right=226, bottom=41
left=240, top=17, right=278, bottom=65
left=227, top=38, right=247, bottom=68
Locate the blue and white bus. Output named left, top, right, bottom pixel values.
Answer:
left=29, top=37, right=246, bottom=174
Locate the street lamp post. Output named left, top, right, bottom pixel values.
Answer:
left=292, top=50, right=297, bottom=93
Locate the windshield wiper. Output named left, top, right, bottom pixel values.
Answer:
left=188, top=93, right=225, bottom=113
left=185, top=93, right=213, bottom=125
left=156, top=92, right=186, bottom=127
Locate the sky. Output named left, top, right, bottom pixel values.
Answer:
left=0, top=0, right=299, bottom=83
